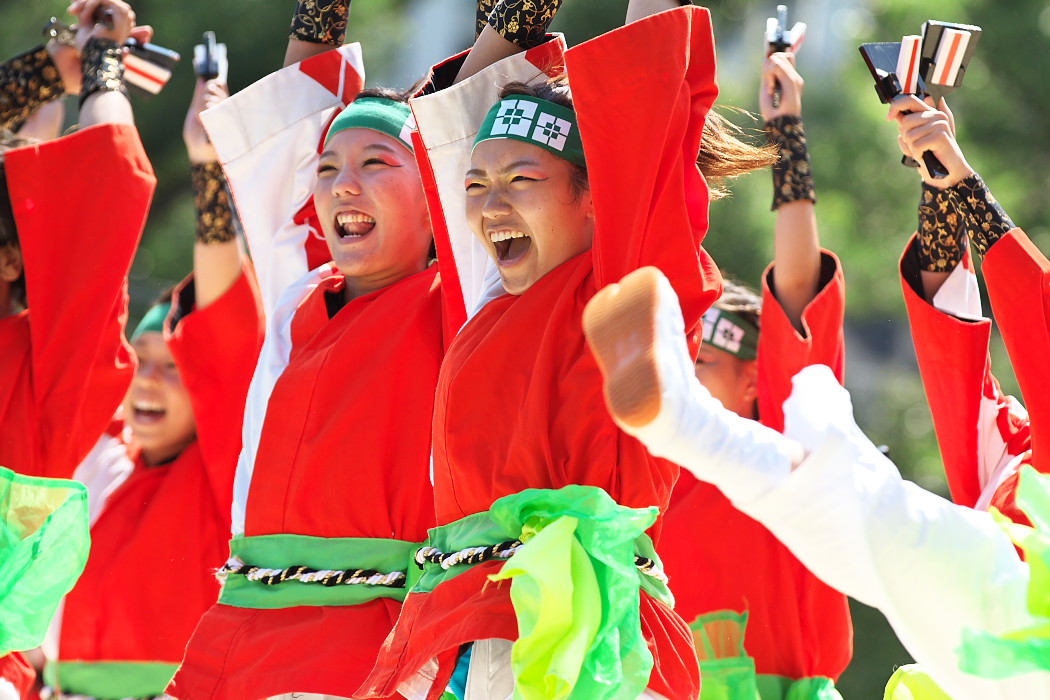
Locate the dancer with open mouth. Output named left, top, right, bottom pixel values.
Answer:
left=169, top=1, right=566, bottom=697
left=360, top=3, right=779, bottom=699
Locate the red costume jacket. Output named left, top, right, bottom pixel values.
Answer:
left=0, top=124, right=153, bottom=479
left=901, top=229, right=1047, bottom=523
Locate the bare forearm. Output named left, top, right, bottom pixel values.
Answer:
left=454, top=25, right=521, bottom=84
left=284, top=0, right=349, bottom=67
left=772, top=200, right=820, bottom=329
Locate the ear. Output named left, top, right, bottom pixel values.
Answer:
left=740, top=358, right=759, bottom=404
left=0, top=245, right=22, bottom=283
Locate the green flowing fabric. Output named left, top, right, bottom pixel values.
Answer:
left=958, top=465, right=1050, bottom=678
left=882, top=665, right=953, bottom=700
left=0, top=467, right=90, bottom=655
left=486, top=485, right=661, bottom=700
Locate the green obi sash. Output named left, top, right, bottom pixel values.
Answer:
left=414, top=485, right=673, bottom=700
left=0, top=466, right=89, bottom=655
left=218, top=532, right=418, bottom=608
left=44, top=661, right=176, bottom=699
left=690, top=610, right=842, bottom=700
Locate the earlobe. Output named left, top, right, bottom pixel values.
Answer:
left=0, top=246, right=23, bottom=282
left=742, top=359, right=759, bottom=402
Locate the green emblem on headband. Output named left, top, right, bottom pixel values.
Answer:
left=474, top=95, right=586, bottom=168
left=324, top=97, right=416, bottom=150
left=702, top=307, right=759, bottom=361
left=130, top=302, right=172, bottom=342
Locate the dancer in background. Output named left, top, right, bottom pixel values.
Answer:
left=894, top=93, right=1045, bottom=526
left=659, top=44, right=851, bottom=699
left=42, top=27, right=264, bottom=698
left=0, top=1, right=157, bottom=695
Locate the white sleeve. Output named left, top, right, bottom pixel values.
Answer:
left=733, top=366, right=1049, bottom=700
left=201, top=45, right=365, bottom=316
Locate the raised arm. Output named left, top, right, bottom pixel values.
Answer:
left=283, top=0, right=349, bottom=67
left=6, top=0, right=155, bottom=478
left=71, top=0, right=152, bottom=128
left=455, top=0, right=563, bottom=84
left=184, top=78, right=243, bottom=308
left=572, top=6, right=721, bottom=334
left=761, top=52, right=821, bottom=331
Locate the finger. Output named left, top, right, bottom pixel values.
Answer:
left=129, top=24, right=153, bottom=44
left=887, top=94, right=929, bottom=121
left=938, top=97, right=956, bottom=136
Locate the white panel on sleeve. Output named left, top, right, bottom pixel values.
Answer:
left=201, top=45, right=364, bottom=316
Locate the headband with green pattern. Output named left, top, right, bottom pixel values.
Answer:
left=130, top=302, right=171, bottom=341
left=324, top=97, right=416, bottom=150
left=701, top=306, right=759, bottom=361
left=473, top=95, right=586, bottom=168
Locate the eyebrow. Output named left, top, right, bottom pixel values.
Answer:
left=319, top=143, right=401, bottom=161
left=465, top=159, right=543, bottom=178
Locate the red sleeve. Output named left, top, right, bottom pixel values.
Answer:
left=166, top=263, right=264, bottom=508
left=900, top=235, right=1030, bottom=509
left=7, top=124, right=155, bottom=478
left=566, top=6, right=721, bottom=341
left=757, top=251, right=845, bottom=433
left=982, top=229, right=1050, bottom=476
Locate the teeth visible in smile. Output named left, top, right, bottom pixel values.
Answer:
left=337, top=213, right=375, bottom=225
left=489, top=230, right=527, bottom=242
left=133, top=400, right=164, bottom=412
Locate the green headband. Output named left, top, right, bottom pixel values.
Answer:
left=324, top=97, right=416, bottom=150
left=701, top=306, right=759, bottom=361
left=474, top=95, right=586, bottom=168
left=130, top=302, right=171, bottom=342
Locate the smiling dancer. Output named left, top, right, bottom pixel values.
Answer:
left=359, top=3, right=783, bottom=698
left=41, top=14, right=265, bottom=696
left=169, top=1, right=565, bottom=697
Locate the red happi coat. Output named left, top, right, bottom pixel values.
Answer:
left=0, top=125, right=153, bottom=479
left=170, top=45, right=444, bottom=699
left=901, top=229, right=1049, bottom=523
left=660, top=254, right=853, bottom=693
left=0, top=652, right=34, bottom=700
left=51, top=267, right=263, bottom=698
left=363, top=9, right=719, bottom=699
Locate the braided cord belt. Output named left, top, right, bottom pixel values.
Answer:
left=414, top=539, right=669, bottom=584
left=219, top=555, right=407, bottom=589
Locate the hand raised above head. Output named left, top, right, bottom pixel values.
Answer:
left=887, top=94, right=973, bottom=187
left=69, top=0, right=138, bottom=48
left=184, top=79, right=230, bottom=164
left=760, top=52, right=804, bottom=122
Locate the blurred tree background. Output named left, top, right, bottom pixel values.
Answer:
left=4, top=0, right=1046, bottom=695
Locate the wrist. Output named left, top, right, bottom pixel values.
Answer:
left=488, top=0, right=562, bottom=50
left=916, top=182, right=964, bottom=272
left=948, top=173, right=1016, bottom=256
left=79, top=37, right=126, bottom=108
left=766, top=115, right=815, bottom=210
left=289, top=0, right=350, bottom=46
left=192, top=162, right=236, bottom=244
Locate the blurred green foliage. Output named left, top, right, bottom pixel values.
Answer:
left=3, top=0, right=1044, bottom=695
